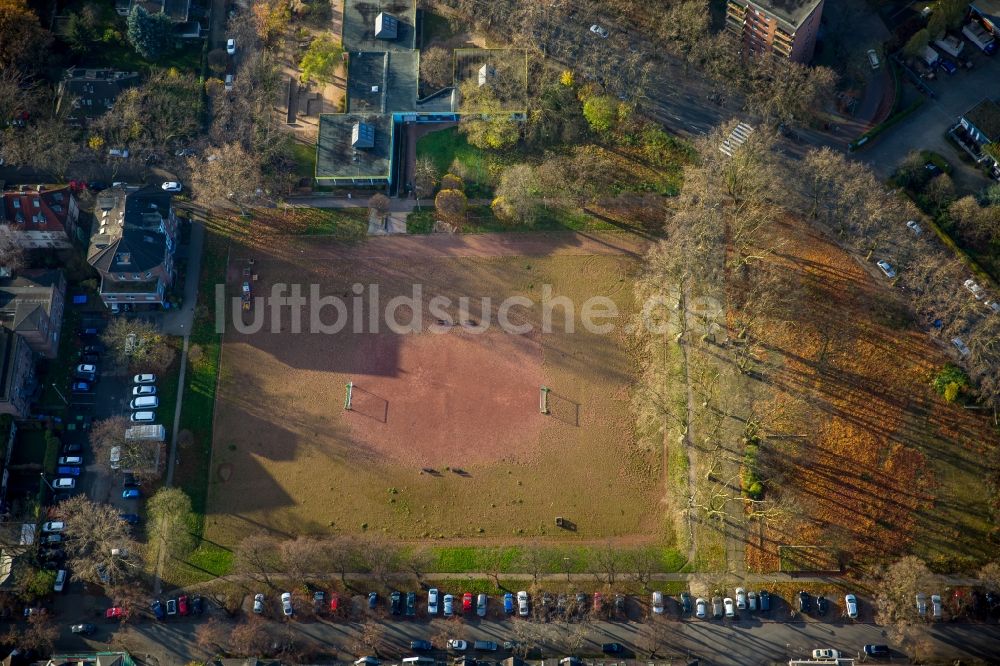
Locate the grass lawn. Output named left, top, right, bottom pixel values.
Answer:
left=406, top=205, right=621, bottom=234
left=416, top=127, right=495, bottom=197
left=291, top=140, right=317, bottom=181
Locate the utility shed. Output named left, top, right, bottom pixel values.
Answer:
left=352, top=121, right=375, bottom=149
left=374, top=12, right=398, bottom=40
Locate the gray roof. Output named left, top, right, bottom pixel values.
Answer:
left=0, top=270, right=63, bottom=335
left=964, top=98, right=1000, bottom=142
left=88, top=185, right=171, bottom=275
left=59, top=68, right=139, bottom=124
left=317, top=113, right=394, bottom=181
left=731, top=0, right=824, bottom=31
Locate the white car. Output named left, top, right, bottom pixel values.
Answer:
left=951, top=337, right=971, bottom=357
left=867, top=48, right=880, bottom=69
left=695, top=597, right=707, bottom=619
left=651, top=591, right=665, bottom=615
left=735, top=587, right=747, bottom=610
left=963, top=279, right=984, bottom=299
left=134, top=374, right=156, bottom=384
left=589, top=24, right=609, bottom=38
left=723, top=597, right=735, bottom=617
left=57, top=457, right=82, bottom=466
left=54, top=569, right=67, bottom=593
left=916, top=592, right=927, bottom=615
left=42, top=521, right=65, bottom=533
left=447, top=640, right=467, bottom=651
left=226, top=38, right=236, bottom=55
left=280, top=592, right=293, bottom=616
left=225, top=74, right=234, bottom=91
left=253, top=593, right=264, bottom=614
left=876, top=260, right=896, bottom=278
left=54, top=478, right=75, bottom=489
left=132, top=385, right=156, bottom=396
left=161, top=181, right=182, bottom=192
left=812, top=649, right=840, bottom=659
left=906, top=219, right=922, bottom=235
left=517, top=590, right=529, bottom=617
left=845, top=593, right=858, bottom=619
left=931, top=594, right=942, bottom=619
left=427, top=588, right=439, bottom=615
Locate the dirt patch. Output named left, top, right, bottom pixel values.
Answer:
left=345, top=328, right=543, bottom=466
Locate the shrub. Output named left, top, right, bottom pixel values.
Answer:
left=741, top=442, right=764, bottom=500
left=583, top=95, right=619, bottom=133
left=932, top=364, right=969, bottom=401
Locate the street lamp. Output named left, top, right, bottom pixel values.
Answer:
left=39, top=473, right=54, bottom=491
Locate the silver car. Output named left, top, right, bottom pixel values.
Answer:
left=281, top=592, right=293, bottom=616
left=253, top=593, right=264, bottom=614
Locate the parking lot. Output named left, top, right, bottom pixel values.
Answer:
left=861, top=38, right=1000, bottom=187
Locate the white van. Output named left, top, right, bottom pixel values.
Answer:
left=54, top=569, right=67, bottom=592
left=130, top=396, right=158, bottom=410
left=110, top=446, right=121, bottom=469
left=402, top=659, right=434, bottom=665
left=131, top=411, right=155, bottom=423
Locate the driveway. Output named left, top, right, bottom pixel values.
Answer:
left=860, top=47, right=1000, bottom=190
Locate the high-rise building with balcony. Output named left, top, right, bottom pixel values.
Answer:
left=726, top=0, right=825, bottom=63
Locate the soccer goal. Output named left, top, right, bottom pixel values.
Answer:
left=539, top=386, right=551, bottom=415
left=344, top=381, right=354, bottom=411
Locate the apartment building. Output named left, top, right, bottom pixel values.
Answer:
left=726, top=0, right=825, bottom=63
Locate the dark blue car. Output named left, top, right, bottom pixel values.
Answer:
left=119, top=513, right=140, bottom=525
left=938, top=57, right=958, bottom=74
left=150, top=599, right=164, bottom=620
left=56, top=466, right=81, bottom=476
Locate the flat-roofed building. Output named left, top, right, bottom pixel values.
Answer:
left=726, top=0, right=825, bottom=63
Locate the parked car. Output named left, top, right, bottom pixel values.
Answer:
left=931, top=594, right=943, bottom=619
left=602, top=643, right=624, bottom=654
left=589, top=24, right=609, bottom=38
left=42, top=534, right=63, bottom=546
left=462, top=592, right=473, bottom=613
left=134, top=374, right=156, bottom=384
left=711, top=596, right=723, bottom=619
left=845, top=593, right=858, bottom=619
left=62, top=442, right=82, bottom=454
left=952, top=337, right=971, bottom=356
left=723, top=597, right=735, bottom=617
left=53, top=478, right=76, bottom=489
left=150, top=599, right=164, bottom=620
left=443, top=594, right=454, bottom=616
left=132, top=385, right=157, bottom=396
left=864, top=644, right=891, bottom=658
left=121, top=489, right=141, bottom=499
left=405, top=591, right=415, bottom=616
left=281, top=592, right=293, bottom=616
left=428, top=588, right=439, bottom=615
left=613, top=594, right=625, bottom=616
left=798, top=591, right=811, bottom=613
left=736, top=587, right=747, bottom=610
left=71, top=623, right=96, bottom=634
left=331, top=592, right=340, bottom=613
left=57, top=457, right=82, bottom=466
left=813, top=649, right=840, bottom=659
left=695, top=597, right=707, bottom=619
left=390, top=590, right=401, bottom=615
left=74, top=363, right=97, bottom=380
left=964, top=279, right=985, bottom=299
left=53, top=569, right=67, bottom=592
left=253, top=594, right=264, bottom=614
left=166, top=598, right=177, bottom=616
left=130, top=411, right=155, bottom=423
left=748, top=591, right=758, bottom=611
left=447, top=640, right=467, bottom=651
left=192, top=596, right=203, bottom=615
left=867, top=48, right=881, bottom=69
left=592, top=591, right=602, bottom=613
left=71, top=381, right=92, bottom=393
left=876, top=260, right=896, bottom=278
left=106, top=606, right=124, bottom=619
left=57, top=466, right=80, bottom=477
left=517, top=590, right=529, bottom=617
left=476, top=593, right=487, bottom=617
left=129, top=396, right=158, bottom=410
left=680, top=591, right=692, bottom=614
left=503, top=592, right=514, bottom=614
left=368, top=591, right=378, bottom=609
left=410, top=640, right=432, bottom=651
left=226, top=38, right=236, bottom=55
left=816, top=595, right=829, bottom=615
left=651, top=591, right=665, bottom=614
left=41, top=521, right=64, bottom=533
left=313, top=590, right=326, bottom=612
left=224, top=74, right=233, bottom=91
left=161, top=181, right=182, bottom=193
left=906, top=219, right=922, bottom=235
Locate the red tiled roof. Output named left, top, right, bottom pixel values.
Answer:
left=0, top=187, right=75, bottom=235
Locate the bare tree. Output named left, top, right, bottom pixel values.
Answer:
left=55, top=496, right=140, bottom=586
left=89, top=415, right=157, bottom=473
left=279, top=536, right=327, bottom=583
left=589, top=542, right=623, bottom=585
left=230, top=614, right=271, bottom=657
left=187, top=142, right=264, bottom=214
left=101, top=318, right=176, bottom=374
left=195, top=617, right=230, bottom=654
left=328, top=535, right=362, bottom=587
left=20, top=614, right=58, bottom=653
left=434, top=188, right=468, bottom=226
left=0, top=226, right=25, bottom=276
left=147, top=487, right=194, bottom=562
left=875, top=556, right=933, bottom=637
left=624, top=549, right=660, bottom=590
left=234, top=532, right=283, bottom=588
left=420, top=46, right=453, bottom=91
left=413, top=156, right=438, bottom=208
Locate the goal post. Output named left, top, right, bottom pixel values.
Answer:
left=344, top=381, right=354, bottom=411
left=539, top=386, right=550, bottom=415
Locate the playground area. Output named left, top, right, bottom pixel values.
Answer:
left=203, top=233, right=665, bottom=544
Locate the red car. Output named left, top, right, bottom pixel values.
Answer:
left=462, top=592, right=473, bottom=613
left=593, top=592, right=603, bottom=612
left=178, top=595, right=189, bottom=616
left=105, top=606, right=124, bottom=619
left=329, top=593, right=339, bottom=612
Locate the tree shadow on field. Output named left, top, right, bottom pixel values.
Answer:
left=546, top=391, right=580, bottom=426
left=347, top=385, right=389, bottom=423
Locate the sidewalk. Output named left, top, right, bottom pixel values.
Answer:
left=160, top=221, right=203, bottom=336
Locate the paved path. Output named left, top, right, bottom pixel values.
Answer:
left=305, top=230, right=649, bottom=261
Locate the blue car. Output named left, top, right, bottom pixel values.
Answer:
left=119, top=513, right=140, bottom=525
left=56, top=466, right=81, bottom=476
left=122, top=489, right=141, bottom=499
left=150, top=599, right=164, bottom=620
left=504, top=592, right=514, bottom=614
left=71, top=381, right=92, bottom=393
left=938, top=58, right=958, bottom=74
